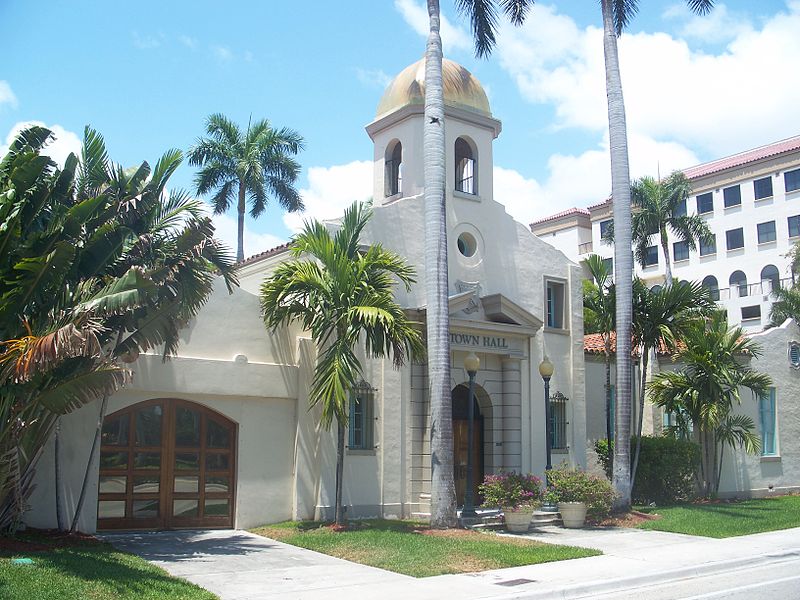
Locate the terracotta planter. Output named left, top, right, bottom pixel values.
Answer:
left=558, top=501, right=588, bottom=528
left=503, top=506, right=535, bottom=533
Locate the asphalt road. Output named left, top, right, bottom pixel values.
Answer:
left=581, top=556, right=800, bottom=600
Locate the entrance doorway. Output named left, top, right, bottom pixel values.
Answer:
left=452, top=384, right=483, bottom=507
left=97, top=398, right=236, bottom=530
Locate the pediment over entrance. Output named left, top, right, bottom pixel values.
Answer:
left=479, top=293, right=543, bottom=329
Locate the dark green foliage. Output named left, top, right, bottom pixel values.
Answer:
left=545, top=464, right=614, bottom=518
left=596, top=437, right=700, bottom=504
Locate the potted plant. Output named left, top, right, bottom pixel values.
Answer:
left=546, top=465, right=614, bottom=528
left=480, top=472, right=543, bottom=533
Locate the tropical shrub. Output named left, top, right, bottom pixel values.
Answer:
left=546, top=465, right=614, bottom=518
left=479, top=471, right=543, bottom=511
left=596, top=437, right=700, bottom=504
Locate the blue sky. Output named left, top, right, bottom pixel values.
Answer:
left=2, top=1, right=798, bottom=257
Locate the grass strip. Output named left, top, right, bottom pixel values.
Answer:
left=636, top=495, right=800, bottom=538
left=252, top=519, right=599, bottom=577
left=0, top=531, right=216, bottom=600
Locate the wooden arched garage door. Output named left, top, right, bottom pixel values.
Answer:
left=97, top=399, right=236, bottom=530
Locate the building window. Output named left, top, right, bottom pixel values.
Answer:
left=546, top=280, right=566, bottom=329
left=673, top=241, right=690, bottom=262
left=759, top=388, right=777, bottom=456
left=643, top=245, right=658, bottom=267
left=785, top=168, right=800, bottom=194
left=789, top=215, right=800, bottom=238
left=599, top=219, right=613, bottom=240
left=730, top=270, right=748, bottom=297
left=650, top=284, right=663, bottom=294
left=702, top=275, right=720, bottom=301
left=696, top=192, right=713, bottom=214
left=754, top=176, right=773, bottom=200
left=757, top=221, right=776, bottom=244
left=602, top=257, right=613, bottom=277
left=673, top=199, right=687, bottom=217
left=699, top=234, right=716, bottom=257
left=549, top=391, right=568, bottom=450
left=741, top=305, right=761, bottom=320
left=348, top=381, right=375, bottom=450
left=789, top=343, right=800, bottom=368
left=726, top=228, right=744, bottom=250
left=761, top=264, right=781, bottom=293
left=384, top=141, right=402, bottom=197
left=723, top=185, right=741, bottom=208
left=455, top=137, right=476, bottom=194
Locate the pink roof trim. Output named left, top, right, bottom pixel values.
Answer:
left=530, top=207, right=590, bottom=227
left=682, top=134, right=800, bottom=180
left=240, top=242, right=291, bottom=266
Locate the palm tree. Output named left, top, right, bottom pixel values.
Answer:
left=261, top=201, right=424, bottom=526
left=630, top=280, right=714, bottom=488
left=583, top=255, right=616, bottom=468
left=422, top=0, right=532, bottom=528
left=770, top=286, right=800, bottom=326
left=648, top=312, right=771, bottom=496
left=631, top=172, right=712, bottom=286
left=0, top=125, right=237, bottom=532
left=189, top=113, right=305, bottom=262
left=600, top=0, right=715, bottom=511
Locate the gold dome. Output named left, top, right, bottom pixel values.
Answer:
left=375, top=58, right=491, bottom=118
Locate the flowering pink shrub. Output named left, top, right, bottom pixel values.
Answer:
left=479, top=471, right=543, bottom=511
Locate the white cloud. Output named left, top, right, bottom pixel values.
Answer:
left=662, top=3, right=751, bottom=44
left=204, top=203, right=286, bottom=259
left=283, top=161, right=373, bottom=232
left=493, top=134, right=699, bottom=225
left=0, top=81, right=18, bottom=110
left=496, top=2, right=800, bottom=158
left=394, top=0, right=471, bottom=53
left=132, top=31, right=163, bottom=49
left=178, top=35, right=197, bottom=49
left=1, top=121, right=81, bottom=167
left=212, top=45, right=234, bottom=62
left=356, top=68, right=392, bottom=89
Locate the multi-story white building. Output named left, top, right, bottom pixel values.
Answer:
left=532, top=135, right=800, bottom=331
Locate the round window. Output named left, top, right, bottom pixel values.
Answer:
left=457, top=232, right=477, bottom=257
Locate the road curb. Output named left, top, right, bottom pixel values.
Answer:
left=486, top=547, right=800, bottom=600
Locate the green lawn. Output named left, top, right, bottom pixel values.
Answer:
left=637, top=495, right=800, bottom=538
left=252, top=519, right=599, bottom=577
left=0, top=532, right=216, bottom=600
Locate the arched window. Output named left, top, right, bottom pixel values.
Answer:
left=455, top=137, right=476, bottom=194
left=650, top=284, right=663, bottom=294
left=761, top=264, right=781, bottom=293
left=384, top=141, right=402, bottom=197
left=702, top=275, right=720, bottom=301
left=730, top=270, right=748, bottom=298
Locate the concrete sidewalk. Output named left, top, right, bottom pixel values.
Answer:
left=101, top=525, right=800, bottom=600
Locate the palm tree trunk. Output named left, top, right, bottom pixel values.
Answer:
left=54, top=418, right=64, bottom=531
left=70, top=329, right=123, bottom=533
left=69, top=394, right=109, bottom=533
left=716, top=441, right=724, bottom=496
left=602, top=0, right=634, bottom=512
left=660, top=228, right=673, bottom=286
left=236, top=181, right=246, bottom=262
left=425, top=0, right=456, bottom=529
left=604, top=343, right=613, bottom=473
left=335, top=419, right=345, bottom=526
left=630, top=349, right=649, bottom=492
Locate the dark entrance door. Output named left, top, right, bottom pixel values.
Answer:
left=452, top=385, right=483, bottom=507
left=97, top=398, right=237, bottom=530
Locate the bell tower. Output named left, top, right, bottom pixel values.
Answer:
left=365, top=58, right=502, bottom=207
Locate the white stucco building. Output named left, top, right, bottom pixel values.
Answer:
left=27, top=58, right=586, bottom=533
left=532, top=136, right=800, bottom=332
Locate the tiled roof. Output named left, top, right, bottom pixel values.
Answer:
left=530, top=207, right=589, bottom=227
left=584, top=332, right=676, bottom=356
left=682, top=134, right=800, bottom=180
left=240, top=242, right=291, bottom=266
